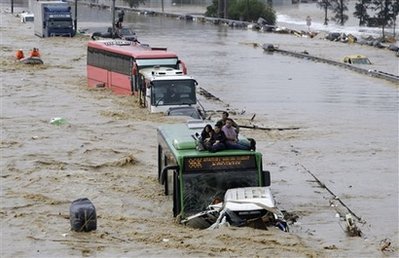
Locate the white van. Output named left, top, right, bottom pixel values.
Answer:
left=20, top=12, right=34, bottom=23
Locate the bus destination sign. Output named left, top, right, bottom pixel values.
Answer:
left=184, top=155, right=256, bottom=172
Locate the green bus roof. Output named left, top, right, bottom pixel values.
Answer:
left=157, top=121, right=261, bottom=159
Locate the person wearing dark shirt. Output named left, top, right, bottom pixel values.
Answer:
left=198, top=124, right=213, bottom=151
left=208, top=123, right=226, bottom=152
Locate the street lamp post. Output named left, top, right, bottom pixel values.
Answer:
left=112, top=0, right=116, bottom=38
left=74, top=0, right=78, bottom=35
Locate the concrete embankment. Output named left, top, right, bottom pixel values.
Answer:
left=263, top=44, right=399, bottom=83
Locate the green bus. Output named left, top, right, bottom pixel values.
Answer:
left=157, top=121, right=271, bottom=220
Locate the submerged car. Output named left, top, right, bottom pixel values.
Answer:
left=91, top=27, right=137, bottom=42
left=166, top=106, right=203, bottom=120
left=182, top=187, right=288, bottom=231
left=343, top=55, right=371, bottom=65
left=116, top=27, right=138, bottom=42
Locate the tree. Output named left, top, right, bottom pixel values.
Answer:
left=330, top=0, right=348, bottom=25
left=206, top=0, right=276, bottom=25
left=371, top=0, right=399, bottom=38
left=317, top=0, right=332, bottom=25
left=354, top=0, right=372, bottom=26
left=122, top=0, right=146, bottom=8
left=206, top=0, right=219, bottom=17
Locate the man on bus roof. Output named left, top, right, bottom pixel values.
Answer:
left=222, top=118, right=255, bottom=151
left=217, top=111, right=239, bottom=133
left=207, top=122, right=226, bottom=153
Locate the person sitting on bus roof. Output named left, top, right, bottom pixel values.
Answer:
left=222, top=118, right=253, bottom=151
left=16, top=49, right=24, bottom=60
left=197, top=124, right=213, bottom=151
left=207, top=122, right=226, bottom=153
left=29, top=48, right=40, bottom=58
left=217, top=111, right=239, bottom=133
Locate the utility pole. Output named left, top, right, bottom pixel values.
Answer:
left=218, top=0, right=223, bottom=18
left=246, top=0, right=249, bottom=21
left=224, top=0, right=227, bottom=19
left=161, top=0, right=164, bottom=13
left=218, top=0, right=228, bottom=18
left=111, top=0, right=116, bottom=38
left=11, top=0, right=14, bottom=14
left=74, top=0, right=77, bottom=35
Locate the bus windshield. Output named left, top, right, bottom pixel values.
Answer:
left=182, top=169, right=259, bottom=216
left=181, top=155, right=260, bottom=216
left=136, top=58, right=178, bottom=67
left=152, top=80, right=196, bottom=106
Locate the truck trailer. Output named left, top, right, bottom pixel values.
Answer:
left=32, top=0, right=74, bottom=37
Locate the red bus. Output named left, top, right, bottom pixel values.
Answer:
left=87, top=40, right=187, bottom=95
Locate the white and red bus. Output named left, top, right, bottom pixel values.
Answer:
left=87, top=40, right=188, bottom=95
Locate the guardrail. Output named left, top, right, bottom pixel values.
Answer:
left=263, top=44, right=399, bottom=84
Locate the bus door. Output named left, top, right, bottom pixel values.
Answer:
left=138, top=74, right=146, bottom=107
left=107, top=69, right=112, bottom=90
left=158, top=142, right=181, bottom=216
left=130, top=61, right=138, bottom=94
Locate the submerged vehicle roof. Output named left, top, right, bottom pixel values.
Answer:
left=87, top=40, right=178, bottom=59
left=166, top=107, right=203, bottom=120
left=343, top=55, right=372, bottom=64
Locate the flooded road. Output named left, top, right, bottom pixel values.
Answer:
left=1, top=2, right=398, bottom=257
left=83, top=4, right=398, bottom=245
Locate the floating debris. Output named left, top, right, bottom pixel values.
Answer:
left=345, top=214, right=362, bottom=237
left=50, top=117, right=67, bottom=125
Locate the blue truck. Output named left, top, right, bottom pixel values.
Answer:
left=32, top=1, right=74, bottom=37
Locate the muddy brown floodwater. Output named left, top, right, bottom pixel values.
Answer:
left=1, top=5, right=398, bottom=258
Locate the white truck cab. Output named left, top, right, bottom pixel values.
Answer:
left=138, top=66, right=198, bottom=114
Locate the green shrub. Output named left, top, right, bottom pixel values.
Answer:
left=206, top=0, right=276, bottom=25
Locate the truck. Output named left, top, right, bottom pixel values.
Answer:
left=137, top=66, right=200, bottom=116
left=32, top=0, right=74, bottom=37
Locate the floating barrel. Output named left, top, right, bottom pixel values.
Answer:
left=69, top=198, right=97, bottom=232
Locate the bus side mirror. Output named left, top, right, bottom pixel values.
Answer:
left=194, top=80, right=198, bottom=86
left=161, top=165, right=179, bottom=196
left=161, top=165, right=179, bottom=185
left=262, top=170, right=271, bottom=187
